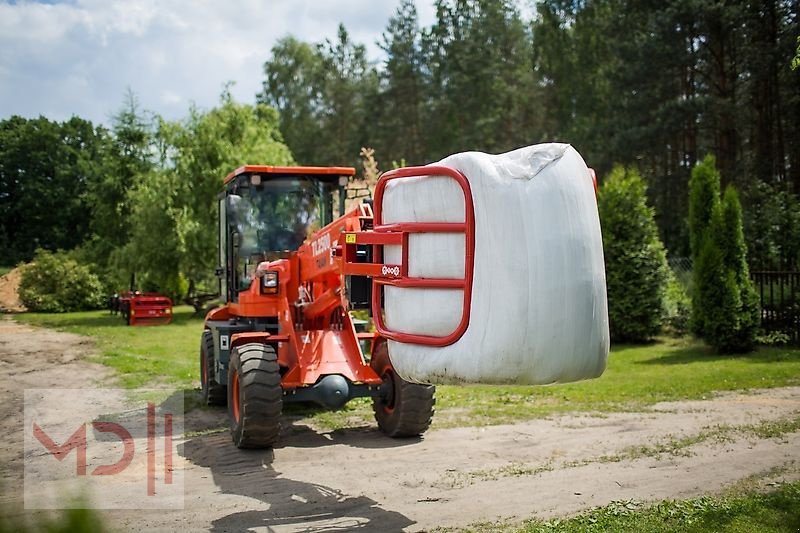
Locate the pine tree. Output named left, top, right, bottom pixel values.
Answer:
left=375, top=0, right=426, bottom=165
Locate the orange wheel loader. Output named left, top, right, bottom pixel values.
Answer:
left=201, top=165, right=455, bottom=448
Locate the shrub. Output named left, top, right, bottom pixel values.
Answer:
left=689, top=155, right=759, bottom=352
left=688, top=154, right=721, bottom=335
left=18, top=249, right=105, bottom=312
left=716, top=186, right=759, bottom=351
left=598, top=166, right=670, bottom=342
left=694, top=227, right=742, bottom=351
left=662, top=270, right=691, bottom=335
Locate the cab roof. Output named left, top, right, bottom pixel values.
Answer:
left=224, top=165, right=356, bottom=184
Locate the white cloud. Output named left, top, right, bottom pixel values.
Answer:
left=0, top=0, right=438, bottom=126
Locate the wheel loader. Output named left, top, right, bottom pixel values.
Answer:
left=201, top=164, right=471, bottom=448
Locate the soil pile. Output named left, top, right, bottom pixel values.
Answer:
left=0, top=267, right=25, bottom=312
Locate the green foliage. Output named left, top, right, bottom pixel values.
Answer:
left=689, top=155, right=722, bottom=263
left=742, top=181, right=800, bottom=269
left=718, top=187, right=759, bottom=350
left=519, top=482, right=800, bottom=532
left=115, top=88, right=294, bottom=300
left=756, top=331, right=791, bottom=347
left=374, top=0, right=426, bottom=164
left=0, top=491, right=107, bottom=533
left=258, top=26, right=377, bottom=168
left=82, top=90, right=155, bottom=278
left=598, top=166, right=669, bottom=342
left=690, top=157, right=759, bottom=353
left=694, top=230, right=742, bottom=351
left=16, top=308, right=800, bottom=428
left=689, top=156, right=721, bottom=336
left=0, top=115, right=113, bottom=264
left=424, top=0, right=537, bottom=159
left=662, top=271, right=691, bottom=335
left=18, top=249, right=105, bottom=312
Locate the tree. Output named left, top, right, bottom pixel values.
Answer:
left=316, top=24, right=379, bottom=167
left=374, top=0, right=427, bottom=165
left=689, top=156, right=758, bottom=352
left=257, top=37, right=325, bottom=165
left=716, top=186, right=759, bottom=351
left=0, top=116, right=111, bottom=264
left=598, top=166, right=669, bottom=342
left=689, top=155, right=722, bottom=335
left=82, top=90, right=155, bottom=274
left=116, top=89, right=294, bottom=301
left=425, top=0, right=538, bottom=160
left=258, top=26, right=378, bottom=169
left=688, top=154, right=721, bottom=263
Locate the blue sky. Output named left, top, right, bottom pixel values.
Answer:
left=0, top=0, right=438, bottom=126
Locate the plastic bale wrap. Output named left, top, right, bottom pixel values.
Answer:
left=382, top=143, right=609, bottom=385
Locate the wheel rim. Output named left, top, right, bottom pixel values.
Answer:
left=380, top=367, right=396, bottom=414
left=231, top=369, right=241, bottom=422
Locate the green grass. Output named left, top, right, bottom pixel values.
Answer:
left=12, top=312, right=800, bottom=428
left=0, top=265, right=13, bottom=276
left=518, top=482, right=800, bottom=533
left=432, top=337, right=800, bottom=427
left=437, top=482, right=800, bottom=533
left=16, top=306, right=202, bottom=389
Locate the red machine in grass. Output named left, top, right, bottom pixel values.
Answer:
left=117, top=291, right=173, bottom=326
left=201, top=165, right=465, bottom=448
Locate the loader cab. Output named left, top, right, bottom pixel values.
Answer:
left=218, top=165, right=355, bottom=303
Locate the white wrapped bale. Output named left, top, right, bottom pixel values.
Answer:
left=382, top=143, right=609, bottom=385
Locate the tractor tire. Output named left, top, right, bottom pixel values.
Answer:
left=200, top=330, right=226, bottom=406
left=371, top=341, right=435, bottom=438
left=227, top=342, right=283, bottom=448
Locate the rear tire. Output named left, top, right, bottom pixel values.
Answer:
left=228, top=343, right=283, bottom=448
left=200, top=330, right=226, bottom=406
left=371, top=341, right=435, bottom=437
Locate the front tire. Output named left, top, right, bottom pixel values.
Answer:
left=228, top=343, right=283, bottom=448
left=200, top=330, right=226, bottom=406
left=371, top=341, right=435, bottom=437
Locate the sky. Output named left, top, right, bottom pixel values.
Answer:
left=0, top=0, right=438, bottom=127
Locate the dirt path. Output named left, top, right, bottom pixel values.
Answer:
left=1, top=317, right=798, bottom=531
left=0, top=316, right=114, bottom=504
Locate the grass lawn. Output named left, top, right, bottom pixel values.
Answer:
left=0, top=265, right=13, bottom=276
left=439, top=481, right=800, bottom=533
left=13, top=308, right=800, bottom=428
left=17, top=306, right=202, bottom=389
left=14, top=309, right=800, bottom=533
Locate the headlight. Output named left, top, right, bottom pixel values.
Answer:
left=262, top=271, right=279, bottom=294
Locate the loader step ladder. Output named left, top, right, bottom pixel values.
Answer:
left=342, top=165, right=475, bottom=346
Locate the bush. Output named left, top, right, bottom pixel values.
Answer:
left=689, top=155, right=759, bottom=352
left=18, top=249, right=105, bottom=312
left=598, top=166, right=670, bottom=342
left=694, top=229, right=742, bottom=351
left=716, top=186, right=759, bottom=351
left=688, top=154, right=721, bottom=335
left=662, top=270, right=691, bottom=335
